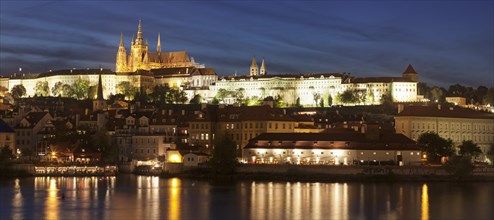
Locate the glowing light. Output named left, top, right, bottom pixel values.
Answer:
left=421, top=184, right=429, bottom=220
left=169, top=154, right=182, bottom=163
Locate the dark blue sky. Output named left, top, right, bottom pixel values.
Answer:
left=1, top=1, right=493, bottom=87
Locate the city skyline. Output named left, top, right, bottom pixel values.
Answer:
left=1, top=1, right=493, bottom=87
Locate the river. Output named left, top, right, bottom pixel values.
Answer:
left=0, top=174, right=492, bottom=219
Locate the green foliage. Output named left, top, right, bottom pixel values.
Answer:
left=313, top=92, right=321, bottom=106
left=150, top=85, right=188, bottom=105
left=61, top=84, right=74, bottom=98
left=430, top=87, right=445, bottom=102
left=190, top=94, right=203, bottom=104
left=210, top=133, right=238, bottom=174
left=117, top=81, right=137, bottom=100
left=444, top=155, right=475, bottom=177
left=274, top=95, right=285, bottom=108
left=51, top=82, right=64, bottom=96
left=88, top=85, right=98, bottom=99
left=458, top=140, right=482, bottom=157
left=34, top=81, right=50, bottom=96
left=11, top=84, right=26, bottom=99
left=337, top=89, right=366, bottom=104
left=417, top=132, right=455, bottom=164
left=327, top=95, right=333, bottom=107
left=72, top=78, right=90, bottom=99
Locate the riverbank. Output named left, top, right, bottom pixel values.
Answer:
left=156, top=164, right=494, bottom=182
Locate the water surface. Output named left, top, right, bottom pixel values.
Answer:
left=0, top=175, right=492, bottom=219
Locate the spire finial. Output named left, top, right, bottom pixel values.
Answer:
left=119, top=32, right=125, bottom=47
left=260, top=57, right=267, bottom=75
left=136, top=19, right=143, bottom=44
left=157, top=32, right=161, bottom=53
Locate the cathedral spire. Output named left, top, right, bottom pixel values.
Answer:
left=136, top=19, right=143, bottom=45
left=119, top=32, right=125, bottom=47
left=157, top=32, right=161, bottom=53
left=250, top=56, right=259, bottom=76
left=260, top=57, right=267, bottom=75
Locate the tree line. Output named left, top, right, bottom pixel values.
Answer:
left=418, top=83, right=494, bottom=105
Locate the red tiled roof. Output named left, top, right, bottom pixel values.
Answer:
left=396, top=105, right=494, bottom=119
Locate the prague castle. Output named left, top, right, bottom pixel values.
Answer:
left=1, top=21, right=419, bottom=106
left=116, top=20, right=204, bottom=72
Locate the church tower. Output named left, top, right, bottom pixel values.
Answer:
left=116, top=33, right=128, bottom=72
left=402, top=64, right=419, bottom=82
left=130, top=20, right=149, bottom=72
left=260, top=57, right=267, bottom=75
left=93, top=73, right=106, bottom=112
left=157, top=32, right=162, bottom=53
left=250, top=56, right=258, bottom=76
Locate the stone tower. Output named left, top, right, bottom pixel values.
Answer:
left=93, top=73, right=106, bottom=112
left=129, top=20, right=149, bottom=72
left=116, top=33, right=128, bottom=72
left=250, top=56, right=258, bottom=76
left=260, top=57, right=267, bottom=75
left=402, top=64, right=419, bottom=82
left=157, top=32, right=162, bottom=53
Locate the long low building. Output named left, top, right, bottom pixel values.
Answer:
left=244, top=127, right=422, bottom=166
left=395, top=104, right=494, bottom=162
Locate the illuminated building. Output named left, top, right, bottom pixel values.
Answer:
left=116, top=20, right=204, bottom=73
left=395, top=104, right=494, bottom=162
left=208, top=63, right=418, bottom=106
left=4, top=21, right=418, bottom=106
left=244, top=125, right=422, bottom=165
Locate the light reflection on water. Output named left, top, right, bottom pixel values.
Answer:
left=1, top=175, right=492, bottom=219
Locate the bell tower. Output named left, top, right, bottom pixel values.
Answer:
left=250, top=56, right=258, bottom=76
left=116, top=33, right=128, bottom=73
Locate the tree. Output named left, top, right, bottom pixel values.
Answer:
left=51, top=82, right=64, bottom=96
left=0, top=146, right=14, bottom=161
left=117, top=81, right=137, bottom=100
left=34, top=81, right=50, bottom=96
left=11, top=84, right=26, bottom=99
left=61, top=84, right=75, bottom=98
left=483, top=88, right=494, bottom=106
left=444, top=155, right=475, bottom=178
left=458, top=140, right=482, bottom=157
left=88, top=85, right=98, bottom=99
left=190, top=94, right=203, bottom=104
left=73, top=78, right=90, bottom=99
left=215, top=88, right=230, bottom=103
left=312, top=92, right=321, bottom=107
left=430, top=87, right=445, bottom=102
left=338, top=89, right=356, bottom=104
left=417, top=132, right=455, bottom=164
left=295, top=97, right=301, bottom=107
left=210, top=132, right=238, bottom=174
left=327, top=95, right=333, bottom=107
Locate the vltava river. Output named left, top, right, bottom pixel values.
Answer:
left=0, top=174, right=492, bottom=219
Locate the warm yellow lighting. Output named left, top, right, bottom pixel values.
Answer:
left=421, top=184, right=429, bottom=220
left=169, top=154, right=182, bottom=163
left=333, top=150, right=343, bottom=157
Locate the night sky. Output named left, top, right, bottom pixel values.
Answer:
left=1, top=1, right=493, bottom=87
